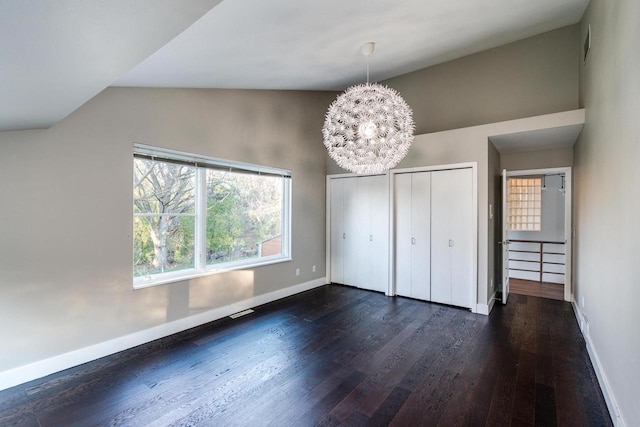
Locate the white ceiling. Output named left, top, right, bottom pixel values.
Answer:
left=115, top=0, right=589, bottom=90
left=0, top=0, right=221, bottom=131
left=490, top=124, right=584, bottom=153
left=1, top=0, right=589, bottom=132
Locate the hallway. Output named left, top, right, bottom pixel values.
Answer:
left=510, top=278, right=564, bottom=301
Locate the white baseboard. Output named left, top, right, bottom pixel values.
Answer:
left=476, top=290, right=498, bottom=316
left=571, top=299, right=626, bottom=427
left=0, top=278, right=327, bottom=392
left=476, top=303, right=489, bottom=315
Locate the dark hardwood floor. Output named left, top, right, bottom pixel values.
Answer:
left=0, top=285, right=611, bottom=426
left=510, top=278, right=564, bottom=301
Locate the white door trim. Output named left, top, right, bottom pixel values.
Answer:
left=504, top=167, right=573, bottom=302
left=502, top=169, right=509, bottom=304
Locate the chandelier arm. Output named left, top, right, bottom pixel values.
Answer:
left=366, top=54, right=370, bottom=84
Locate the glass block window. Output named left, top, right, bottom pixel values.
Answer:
left=508, top=177, right=542, bottom=231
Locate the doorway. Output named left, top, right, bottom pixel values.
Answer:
left=501, top=167, right=572, bottom=303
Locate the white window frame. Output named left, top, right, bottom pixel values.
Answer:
left=133, top=144, right=292, bottom=289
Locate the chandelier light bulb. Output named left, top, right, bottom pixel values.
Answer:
left=358, top=121, right=378, bottom=139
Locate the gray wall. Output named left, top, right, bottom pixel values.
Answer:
left=382, top=25, right=580, bottom=134
left=574, top=0, right=640, bottom=424
left=500, top=147, right=573, bottom=171
left=0, top=87, right=335, bottom=371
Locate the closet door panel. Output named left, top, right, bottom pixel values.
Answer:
left=450, top=168, right=474, bottom=308
left=355, top=176, right=374, bottom=289
left=330, top=179, right=344, bottom=284
left=342, top=178, right=359, bottom=287
left=431, top=170, right=453, bottom=304
left=394, top=173, right=413, bottom=297
left=411, top=172, right=431, bottom=301
left=369, top=175, right=390, bottom=293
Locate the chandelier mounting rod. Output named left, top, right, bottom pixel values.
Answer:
left=361, top=42, right=375, bottom=84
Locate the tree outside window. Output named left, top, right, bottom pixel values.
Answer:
left=133, top=149, right=290, bottom=285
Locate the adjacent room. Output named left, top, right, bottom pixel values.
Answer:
left=0, top=0, right=638, bottom=425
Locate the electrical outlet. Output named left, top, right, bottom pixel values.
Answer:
left=584, top=316, right=590, bottom=336
left=295, top=268, right=300, bottom=276
left=312, top=265, right=316, bottom=273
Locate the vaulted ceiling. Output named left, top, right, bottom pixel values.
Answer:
left=1, top=0, right=589, bottom=132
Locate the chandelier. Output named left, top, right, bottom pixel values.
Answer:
left=322, top=42, right=415, bottom=175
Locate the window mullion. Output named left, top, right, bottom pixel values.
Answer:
left=195, top=168, right=207, bottom=271
left=283, top=177, right=291, bottom=257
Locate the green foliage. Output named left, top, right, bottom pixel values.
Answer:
left=205, top=171, right=282, bottom=264
left=133, top=158, right=284, bottom=277
left=133, top=217, right=155, bottom=276
left=206, top=184, right=243, bottom=261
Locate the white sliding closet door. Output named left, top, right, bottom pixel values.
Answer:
left=431, top=168, right=473, bottom=308
left=342, top=178, right=359, bottom=287
left=394, top=172, right=431, bottom=301
left=329, top=175, right=389, bottom=293
left=329, top=178, right=344, bottom=284
left=366, top=175, right=390, bottom=293
left=395, top=174, right=413, bottom=297
left=355, top=176, right=373, bottom=289
left=450, top=169, right=473, bottom=308
left=411, top=172, right=431, bottom=300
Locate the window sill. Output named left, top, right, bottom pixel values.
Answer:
left=133, top=256, right=292, bottom=289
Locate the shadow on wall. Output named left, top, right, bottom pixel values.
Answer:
left=166, top=270, right=256, bottom=321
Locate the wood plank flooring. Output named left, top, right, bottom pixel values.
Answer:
left=510, top=278, right=564, bottom=301
left=0, top=285, right=611, bottom=426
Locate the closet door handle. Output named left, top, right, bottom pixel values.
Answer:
left=411, top=237, right=416, bottom=245
left=370, top=234, right=373, bottom=241
left=343, top=233, right=346, bottom=239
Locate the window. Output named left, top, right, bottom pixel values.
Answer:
left=507, top=177, right=541, bottom=231
left=133, top=144, right=291, bottom=287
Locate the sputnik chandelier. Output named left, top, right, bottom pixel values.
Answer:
left=322, top=42, right=415, bottom=175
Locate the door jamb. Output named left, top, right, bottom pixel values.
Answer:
left=504, top=167, right=572, bottom=302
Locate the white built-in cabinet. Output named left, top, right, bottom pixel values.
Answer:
left=329, top=175, right=389, bottom=293
left=394, top=168, right=474, bottom=309
left=328, top=167, right=474, bottom=310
